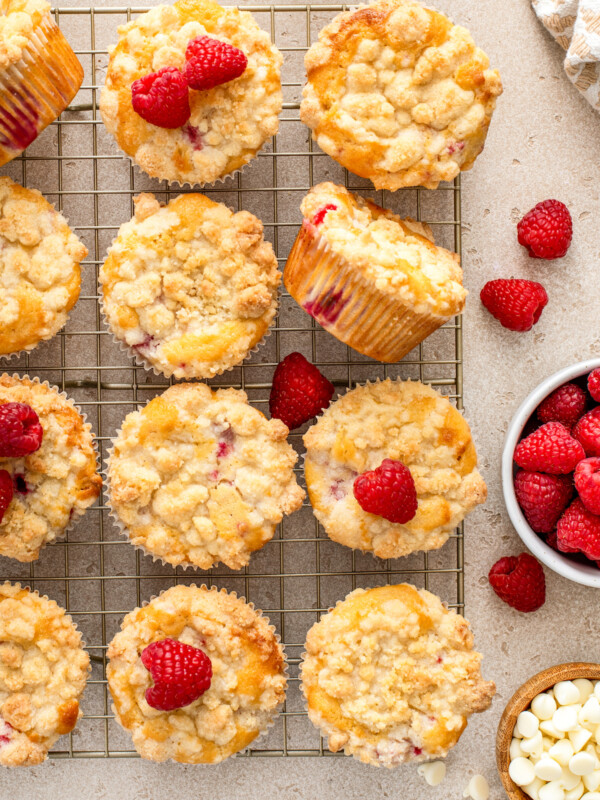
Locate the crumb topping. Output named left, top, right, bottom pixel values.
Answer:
left=107, top=584, right=287, bottom=764
left=0, top=375, right=102, bottom=562
left=99, top=0, right=283, bottom=185
left=0, top=177, right=87, bottom=356
left=300, top=183, right=465, bottom=316
left=303, top=379, right=487, bottom=559
left=107, top=382, right=305, bottom=570
left=0, top=0, right=49, bottom=70
left=0, top=582, right=90, bottom=767
left=300, top=0, right=502, bottom=190
left=100, top=192, right=280, bottom=380
left=301, top=584, right=495, bottom=767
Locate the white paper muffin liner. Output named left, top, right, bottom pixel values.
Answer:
left=0, top=373, right=102, bottom=562
left=106, top=582, right=288, bottom=763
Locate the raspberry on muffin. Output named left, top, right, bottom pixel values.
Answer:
left=107, top=585, right=287, bottom=763
left=107, top=382, right=305, bottom=571
left=100, top=192, right=280, bottom=380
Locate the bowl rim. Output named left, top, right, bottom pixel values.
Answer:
left=502, top=358, right=600, bottom=589
left=496, top=661, right=600, bottom=800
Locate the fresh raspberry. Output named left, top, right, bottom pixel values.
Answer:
left=312, top=204, right=337, bottom=226
left=517, top=199, right=573, bottom=260
left=557, top=498, right=600, bottom=560
left=488, top=553, right=546, bottom=612
left=514, top=421, right=585, bottom=474
left=0, top=402, right=43, bottom=457
left=480, top=279, right=548, bottom=332
left=546, top=530, right=560, bottom=552
left=0, top=470, right=13, bottom=524
left=131, top=67, right=191, bottom=129
left=573, top=407, right=600, bottom=457
left=269, top=352, right=335, bottom=430
left=141, top=638, right=212, bottom=711
left=574, top=458, right=600, bottom=515
left=353, top=459, right=418, bottom=524
left=537, top=383, right=586, bottom=431
left=589, top=369, right=600, bottom=402
left=514, top=470, right=573, bottom=533
left=184, top=36, right=247, bottom=92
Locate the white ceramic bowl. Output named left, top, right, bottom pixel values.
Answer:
left=502, top=358, right=600, bottom=588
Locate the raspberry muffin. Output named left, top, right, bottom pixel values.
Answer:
left=301, top=584, right=495, bottom=767
left=0, top=374, right=102, bottom=562
left=0, top=177, right=87, bottom=357
left=0, top=1, right=83, bottom=167
left=107, top=382, right=305, bottom=570
left=284, top=183, right=465, bottom=362
left=100, top=0, right=282, bottom=185
left=100, top=192, right=280, bottom=380
left=303, top=379, right=486, bottom=559
left=107, top=584, right=287, bottom=763
left=0, top=582, right=90, bottom=766
left=300, top=0, right=502, bottom=190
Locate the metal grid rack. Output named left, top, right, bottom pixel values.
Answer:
left=0, top=4, right=464, bottom=759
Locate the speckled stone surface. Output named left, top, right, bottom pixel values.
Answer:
left=3, top=0, right=600, bottom=796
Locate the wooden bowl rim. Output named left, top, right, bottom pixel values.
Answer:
left=496, top=662, right=600, bottom=800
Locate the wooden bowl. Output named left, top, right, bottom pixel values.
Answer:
left=496, top=662, right=600, bottom=799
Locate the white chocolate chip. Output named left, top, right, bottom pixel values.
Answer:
left=536, top=757, right=564, bottom=782
left=418, top=761, right=446, bottom=786
left=512, top=738, right=526, bottom=759
left=584, top=771, right=600, bottom=792
left=511, top=758, right=537, bottom=787
left=555, top=707, right=582, bottom=733
left=463, top=774, right=489, bottom=800
left=525, top=778, right=546, bottom=800
left=582, top=699, right=600, bottom=726
left=556, top=683, right=582, bottom=706
left=570, top=752, right=597, bottom=776
left=539, top=781, right=566, bottom=800
left=542, top=720, right=566, bottom=739
left=551, top=740, right=576, bottom=766
left=570, top=729, right=594, bottom=752
left=581, top=793, right=600, bottom=799
left=519, top=711, right=543, bottom=738
left=565, top=782, right=584, bottom=800
left=575, top=681, right=595, bottom=704
left=533, top=694, right=559, bottom=721
left=594, top=684, right=600, bottom=702
left=522, top=732, right=544, bottom=759
left=563, top=768, right=585, bottom=791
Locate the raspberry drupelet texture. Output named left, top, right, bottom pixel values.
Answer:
left=538, top=383, right=587, bottom=431
left=184, top=35, right=248, bottom=91
left=557, top=498, right=600, bottom=560
left=0, top=469, right=13, bottom=524
left=488, top=553, right=546, bottom=612
left=141, top=638, right=212, bottom=711
left=480, top=279, right=548, bottom=332
left=353, top=459, right=418, bottom=524
left=514, top=421, right=585, bottom=474
left=517, top=199, right=573, bottom=260
left=574, top=407, right=600, bottom=457
left=131, top=66, right=191, bottom=129
left=588, top=369, right=600, bottom=403
left=574, top=458, right=600, bottom=516
left=0, top=402, right=43, bottom=457
left=269, top=352, right=335, bottom=430
left=514, top=470, right=573, bottom=533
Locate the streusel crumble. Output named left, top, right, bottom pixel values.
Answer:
left=301, top=584, right=495, bottom=767
left=303, top=379, right=486, bottom=559
left=0, top=582, right=90, bottom=767
left=0, top=374, right=102, bottom=562
left=107, top=382, right=305, bottom=570
left=100, top=192, right=280, bottom=380
left=300, top=0, right=502, bottom=190
left=0, top=177, right=87, bottom=357
left=99, top=0, right=283, bottom=185
left=107, top=584, right=287, bottom=763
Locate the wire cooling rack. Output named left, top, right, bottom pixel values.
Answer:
left=0, top=4, right=464, bottom=759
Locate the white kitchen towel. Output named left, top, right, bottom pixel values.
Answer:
left=533, top=0, right=600, bottom=110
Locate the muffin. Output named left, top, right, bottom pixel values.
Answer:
left=100, top=192, right=280, bottom=380
left=300, top=584, right=495, bottom=767
left=300, top=0, right=502, bottom=190
left=99, top=0, right=282, bottom=186
left=0, top=582, right=90, bottom=767
left=0, top=177, right=87, bottom=357
left=107, top=584, right=287, bottom=763
left=0, top=1, right=83, bottom=167
left=284, top=183, right=465, bottom=362
left=107, top=382, right=305, bottom=570
left=303, top=379, right=486, bottom=559
left=0, top=374, right=102, bottom=562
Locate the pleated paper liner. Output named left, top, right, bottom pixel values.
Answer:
left=106, top=583, right=289, bottom=764
left=0, top=13, right=83, bottom=168
left=284, top=221, right=458, bottom=364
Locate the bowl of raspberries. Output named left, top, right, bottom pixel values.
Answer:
left=503, top=359, right=600, bottom=588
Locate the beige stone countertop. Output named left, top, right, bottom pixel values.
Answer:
left=3, top=0, right=600, bottom=796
